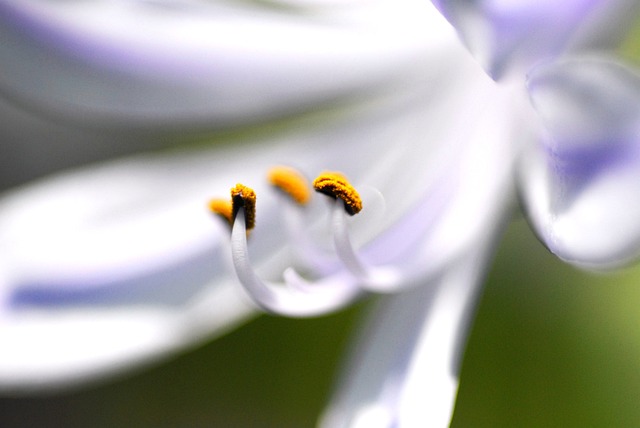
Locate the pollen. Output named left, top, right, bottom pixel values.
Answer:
left=313, top=171, right=362, bottom=215
left=231, top=183, right=257, bottom=230
left=208, top=198, right=233, bottom=226
left=267, top=165, right=311, bottom=205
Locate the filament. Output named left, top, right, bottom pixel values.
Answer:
left=231, top=208, right=363, bottom=317
left=331, top=200, right=404, bottom=292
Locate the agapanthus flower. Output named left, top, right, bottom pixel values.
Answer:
left=0, top=0, right=639, bottom=427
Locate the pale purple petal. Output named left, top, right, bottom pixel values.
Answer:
left=0, top=282, right=254, bottom=393
left=0, top=0, right=444, bottom=129
left=431, top=0, right=638, bottom=79
left=0, top=0, right=455, bottom=185
left=520, top=57, right=640, bottom=268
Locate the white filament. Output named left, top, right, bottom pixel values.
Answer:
left=278, top=194, right=336, bottom=274
left=331, top=201, right=405, bottom=293
left=231, top=209, right=364, bottom=317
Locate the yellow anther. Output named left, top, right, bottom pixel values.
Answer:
left=208, top=198, right=233, bottom=226
left=313, top=171, right=362, bottom=215
left=231, top=183, right=257, bottom=230
left=267, top=165, right=311, bottom=205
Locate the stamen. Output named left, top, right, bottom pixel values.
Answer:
left=267, top=166, right=311, bottom=205
left=311, top=173, right=403, bottom=290
left=313, top=172, right=362, bottom=215
left=330, top=200, right=403, bottom=292
left=278, top=196, right=336, bottom=274
left=266, top=166, right=336, bottom=273
left=231, top=208, right=364, bottom=317
left=208, top=198, right=233, bottom=226
left=231, top=183, right=256, bottom=231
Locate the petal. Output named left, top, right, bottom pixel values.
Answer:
left=358, top=76, right=518, bottom=285
left=0, top=0, right=448, bottom=128
left=0, top=283, right=254, bottom=393
left=0, top=150, right=263, bottom=392
left=520, top=56, right=640, bottom=268
left=432, top=0, right=639, bottom=79
left=0, top=0, right=459, bottom=188
left=319, top=233, right=497, bottom=428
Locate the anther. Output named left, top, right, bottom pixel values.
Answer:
left=267, top=166, right=311, bottom=205
left=208, top=198, right=233, bottom=226
left=313, top=172, right=363, bottom=215
left=231, top=183, right=256, bottom=231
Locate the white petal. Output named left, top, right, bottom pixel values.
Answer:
left=0, top=281, right=254, bottom=393
left=520, top=57, right=640, bottom=268
left=358, top=77, right=518, bottom=285
left=0, top=0, right=447, bottom=128
left=319, top=232, right=498, bottom=428
left=432, top=0, right=640, bottom=79
left=0, top=0, right=460, bottom=187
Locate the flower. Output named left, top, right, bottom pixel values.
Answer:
left=0, top=0, right=509, bottom=396
left=0, top=1, right=639, bottom=428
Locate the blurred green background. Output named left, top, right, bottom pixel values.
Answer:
left=1, top=218, right=640, bottom=427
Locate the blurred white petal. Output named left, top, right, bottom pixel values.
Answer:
left=319, top=228, right=498, bottom=428
left=0, top=0, right=447, bottom=128
left=0, top=282, right=253, bottom=393
left=520, top=57, right=640, bottom=268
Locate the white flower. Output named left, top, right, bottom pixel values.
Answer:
left=0, top=0, right=509, bottom=394
left=0, top=0, right=639, bottom=427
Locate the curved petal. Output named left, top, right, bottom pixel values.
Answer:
left=431, top=0, right=639, bottom=79
left=519, top=56, right=640, bottom=268
left=0, top=280, right=254, bottom=393
left=319, top=231, right=497, bottom=428
left=0, top=0, right=446, bottom=129
left=0, top=0, right=461, bottom=188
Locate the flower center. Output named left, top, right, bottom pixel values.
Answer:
left=208, top=165, right=421, bottom=317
